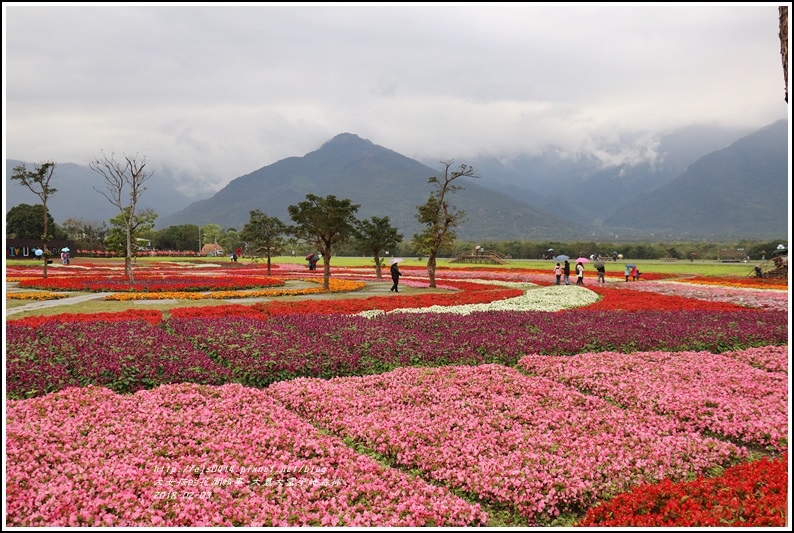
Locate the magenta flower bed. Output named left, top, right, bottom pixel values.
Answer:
left=5, top=320, right=232, bottom=398
left=163, top=310, right=786, bottom=389
left=266, top=364, right=746, bottom=525
left=5, top=383, right=489, bottom=527
left=518, top=349, right=789, bottom=452
left=7, top=310, right=787, bottom=399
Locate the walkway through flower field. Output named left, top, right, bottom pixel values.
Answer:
left=4, top=260, right=789, bottom=527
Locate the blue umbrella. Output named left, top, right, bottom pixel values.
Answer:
left=553, top=254, right=569, bottom=262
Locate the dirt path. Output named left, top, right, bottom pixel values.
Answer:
left=5, top=289, right=114, bottom=316
left=5, top=278, right=399, bottom=318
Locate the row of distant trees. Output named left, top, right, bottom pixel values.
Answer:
left=10, top=157, right=786, bottom=288
left=10, top=157, right=476, bottom=289
left=9, top=202, right=783, bottom=266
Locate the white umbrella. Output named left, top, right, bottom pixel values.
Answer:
left=61, top=247, right=70, bottom=252
left=390, top=258, right=404, bottom=265
left=34, top=249, right=43, bottom=257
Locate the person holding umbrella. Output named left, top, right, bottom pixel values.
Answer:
left=575, top=259, right=585, bottom=285
left=306, top=253, right=320, bottom=271
left=595, top=259, right=606, bottom=284
left=389, top=258, right=403, bottom=292
left=563, top=259, right=571, bottom=285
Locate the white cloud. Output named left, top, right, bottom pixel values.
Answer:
left=4, top=3, right=789, bottom=192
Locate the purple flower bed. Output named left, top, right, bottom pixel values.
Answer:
left=5, top=320, right=232, bottom=399
left=167, top=310, right=786, bottom=389
left=267, top=364, right=746, bottom=525
left=8, top=310, right=786, bottom=399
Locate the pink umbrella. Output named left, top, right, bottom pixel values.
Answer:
left=576, top=257, right=590, bottom=263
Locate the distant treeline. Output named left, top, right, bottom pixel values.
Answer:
left=383, top=239, right=789, bottom=262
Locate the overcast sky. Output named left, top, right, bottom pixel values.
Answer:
left=3, top=3, right=790, bottom=197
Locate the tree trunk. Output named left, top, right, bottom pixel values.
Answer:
left=322, top=252, right=331, bottom=290
left=42, top=202, right=49, bottom=279
left=427, top=253, right=437, bottom=288
left=374, top=254, right=382, bottom=279
left=125, top=226, right=135, bottom=283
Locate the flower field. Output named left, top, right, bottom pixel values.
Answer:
left=4, top=260, right=790, bottom=527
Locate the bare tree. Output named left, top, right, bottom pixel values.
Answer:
left=412, top=160, right=479, bottom=288
left=89, top=151, right=154, bottom=282
left=11, top=162, right=57, bottom=278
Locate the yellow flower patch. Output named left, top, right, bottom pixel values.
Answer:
left=7, top=292, right=70, bottom=301
left=102, top=278, right=366, bottom=301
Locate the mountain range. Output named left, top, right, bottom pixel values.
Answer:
left=4, top=160, right=201, bottom=226
left=5, top=119, right=789, bottom=241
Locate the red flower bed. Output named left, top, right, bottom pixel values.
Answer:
left=584, top=285, right=751, bottom=312
left=18, top=274, right=285, bottom=293
left=168, top=304, right=265, bottom=320
left=253, top=281, right=522, bottom=317
left=578, top=455, right=788, bottom=527
left=8, top=309, right=163, bottom=328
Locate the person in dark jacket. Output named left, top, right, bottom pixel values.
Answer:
left=563, top=260, right=571, bottom=285
left=390, top=260, right=402, bottom=292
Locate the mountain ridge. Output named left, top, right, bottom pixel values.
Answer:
left=6, top=120, right=789, bottom=241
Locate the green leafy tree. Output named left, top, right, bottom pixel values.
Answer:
left=412, top=160, right=479, bottom=288
left=353, top=216, right=403, bottom=279
left=90, top=151, right=153, bottom=283
left=10, top=162, right=58, bottom=278
left=7, top=204, right=66, bottom=241
left=152, top=224, right=200, bottom=252
left=105, top=208, right=158, bottom=257
left=287, top=194, right=360, bottom=289
left=239, top=210, right=287, bottom=275
left=61, top=218, right=109, bottom=251
left=218, top=227, right=240, bottom=258
left=200, top=224, right=224, bottom=247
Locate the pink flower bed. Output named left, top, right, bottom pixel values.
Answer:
left=5, top=383, right=488, bottom=527
left=519, top=350, right=788, bottom=452
left=718, top=345, right=789, bottom=374
left=266, top=364, right=745, bottom=524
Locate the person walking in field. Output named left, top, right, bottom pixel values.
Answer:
left=563, top=260, right=571, bottom=285
left=390, top=259, right=402, bottom=292
left=595, top=260, right=606, bottom=284
left=554, top=263, right=562, bottom=285
left=576, top=261, right=585, bottom=285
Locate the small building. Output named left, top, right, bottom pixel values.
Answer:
left=200, top=243, right=225, bottom=257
